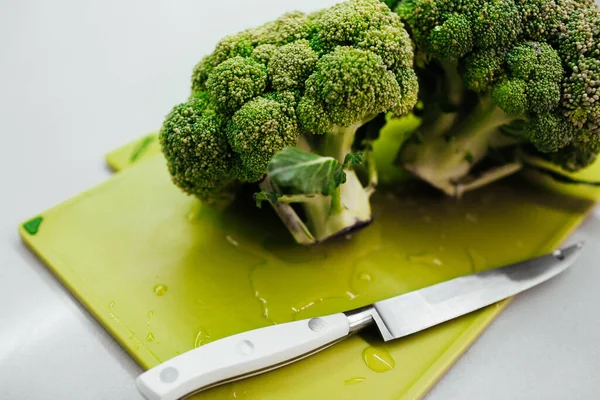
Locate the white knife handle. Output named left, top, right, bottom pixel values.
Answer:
left=136, top=313, right=350, bottom=400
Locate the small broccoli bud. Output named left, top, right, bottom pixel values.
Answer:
left=210, top=32, right=254, bottom=67
left=472, top=0, right=522, bottom=48
left=428, top=14, right=474, bottom=60
left=394, top=67, right=420, bottom=115
left=310, top=2, right=363, bottom=52
left=191, top=56, right=213, bottom=95
left=491, top=79, right=528, bottom=116
left=227, top=97, right=299, bottom=181
left=251, top=44, right=277, bottom=65
left=395, top=0, right=439, bottom=51
left=546, top=129, right=600, bottom=171
left=302, top=47, right=402, bottom=128
left=159, top=99, right=233, bottom=201
left=206, top=56, right=267, bottom=115
left=256, top=11, right=312, bottom=45
left=311, top=0, right=397, bottom=53
left=527, top=80, right=561, bottom=113
left=517, top=0, right=564, bottom=40
left=358, top=22, right=415, bottom=71
left=526, top=114, right=574, bottom=153
left=297, top=96, right=333, bottom=134
left=461, top=48, right=505, bottom=92
left=531, top=43, right=564, bottom=81
left=268, top=40, right=318, bottom=91
left=506, top=45, right=537, bottom=80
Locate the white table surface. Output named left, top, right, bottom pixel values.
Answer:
left=1, top=1, right=599, bottom=399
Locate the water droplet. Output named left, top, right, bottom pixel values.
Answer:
left=146, top=332, right=155, bottom=342
left=194, top=328, right=212, bottom=348
left=133, top=344, right=139, bottom=350
left=146, top=322, right=150, bottom=326
left=465, top=212, right=478, bottom=223
left=226, top=235, right=239, bottom=247
left=108, top=301, right=115, bottom=309
left=147, top=310, right=154, bottom=319
left=344, top=376, right=367, bottom=385
left=407, top=253, right=443, bottom=267
left=108, top=312, right=120, bottom=323
left=467, top=248, right=487, bottom=273
left=154, top=284, right=168, bottom=296
left=362, top=346, right=395, bottom=372
left=254, top=292, right=271, bottom=321
left=358, top=272, right=371, bottom=282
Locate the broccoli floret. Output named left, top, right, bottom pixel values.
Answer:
left=206, top=56, right=267, bottom=115
left=390, top=0, right=600, bottom=196
left=227, top=96, right=299, bottom=179
left=251, top=44, right=277, bottom=65
left=159, top=98, right=234, bottom=203
left=268, top=40, right=319, bottom=91
left=160, top=0, right=417, bottom=244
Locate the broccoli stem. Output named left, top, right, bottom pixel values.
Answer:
left=264, top=119, right=377, bottom=243
left=301, top=170, right=372, bottom=241
left=320, top=121, right=367, bottom=163
left=441, top=59, right=464, bottom=109
left=418, top=60, right=465, bottom=139
left=299, top=117, right=376, bottom=240
left=259, top=178, right=317, bottom=245
left=402, top=96, right=519, bottom=195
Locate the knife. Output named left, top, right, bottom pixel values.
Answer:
left=136, top=242, right=584, bottom=400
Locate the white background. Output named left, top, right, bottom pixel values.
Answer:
left=1, top=0, right=599, bottom=399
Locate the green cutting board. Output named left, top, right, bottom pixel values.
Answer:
left=19, top=134, right=599, bottom=399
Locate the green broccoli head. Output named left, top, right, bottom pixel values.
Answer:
left=164, top=0, right=416, bottom=196
left=392, top=0, right=600, bottom=197
left=161, top=0, right=418, bottom=243
left=394, top=0, right=600, bottom=179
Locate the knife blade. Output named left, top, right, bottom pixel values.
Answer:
left=136, top=242, right=584, bottom=400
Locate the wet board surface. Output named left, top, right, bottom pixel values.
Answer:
left=19, top=134, right=599, bottom=399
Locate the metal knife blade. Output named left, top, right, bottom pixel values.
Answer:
left=370, top=241, right=584, bottom=340
left=136, top=242, right=584, bottom=400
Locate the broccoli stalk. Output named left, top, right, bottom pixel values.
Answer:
left=388, top=0, right=600, bottom=195
left=257, top=120, right=377, bottom=244
left=159, top=0, right=417, bottom=244
left=402, top=96, right=519, bottom=195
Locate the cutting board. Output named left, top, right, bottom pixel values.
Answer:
left=19, top=134, right=599, bottom=399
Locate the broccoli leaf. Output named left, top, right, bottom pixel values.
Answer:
left=343, top=152, right=363, bottom=169
left=253, top=191, right=281, bottom=208
left=267, top=147, right=352, bottom=196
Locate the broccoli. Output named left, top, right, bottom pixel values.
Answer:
left=160, top=0, right=417, bottom=244
left=380, top=0, right=600, bottom=196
